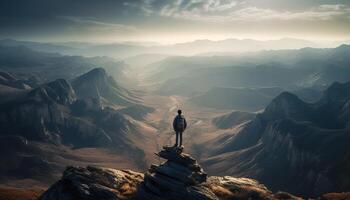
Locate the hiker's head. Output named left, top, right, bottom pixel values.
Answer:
left=177, top=110, right=182, bottom=115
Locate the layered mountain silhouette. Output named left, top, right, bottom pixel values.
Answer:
left=0, top=38, right=323, bottom=59
left=190, top=86, right=322, bottom=111
left=0, top=68, right=155, bottom=184
left=149, top=45, right=350, bottom=96
left=190, top=87, right=278, bottom=111
left=203, top=81, right=350, bottom=197
left=0, top=45, right=127, bottom=82
left=0, top=68, right=152, bottom=147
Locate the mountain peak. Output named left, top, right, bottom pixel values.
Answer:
left=79, top=67, right=108, bottom=81
left=267, top=92, right=304, bottom=109
left=263, top=92, right=310, bottom=121
left=71, top=68, right=110, bottom=100
left=87, top=67, right=106, bottom=75
left=72, top=68, right=137, bottom=106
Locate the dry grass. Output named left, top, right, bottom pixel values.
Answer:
left=0, top=187, right=45, bottom=200
left=210, top=185, right=234, bottom=199
left=320, top=192, right=350, bottom=200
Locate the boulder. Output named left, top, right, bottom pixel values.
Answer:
left=39, top=166, right=143, bottom=200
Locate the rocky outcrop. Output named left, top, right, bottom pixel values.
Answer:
left=40, top=147, right=301, bottom=200
left=39, top=166, right=144, bottom=200
left=134, top=146, right=212, bottom=200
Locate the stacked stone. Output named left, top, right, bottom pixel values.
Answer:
left=135, top=146, right=214, bottom=200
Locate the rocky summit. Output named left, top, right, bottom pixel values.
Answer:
left=39, top=146, right=302, bottom=200
left=134, top=146, right=211, bottom=200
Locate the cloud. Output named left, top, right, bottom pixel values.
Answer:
left=127, top=0, right=350, bottom=22
left=58, top=16, right=139, bottom=32
left=230, top=5, right=350, bottom=21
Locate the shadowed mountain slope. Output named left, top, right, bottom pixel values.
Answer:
left=72, top=68, right=139, bottom=106
left=0, top=72, right=158, bottom=187
left=213, top=111, right=256, bottom=129
left=203, top=82, right=350, bottom=197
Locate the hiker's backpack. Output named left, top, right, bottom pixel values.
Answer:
left=176, top=116, right=185, bottom=132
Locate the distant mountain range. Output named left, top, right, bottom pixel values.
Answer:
left=0, top=45, right=127, bottom=82
left=0, top=38, right=340, bottom=59
left=202, top=81, right=350, bottom=197
left=190, top=86, right=323, bottom=111
left=150, top=44, right=350, bottom=97
left=190, top=87, right=279, bottom=111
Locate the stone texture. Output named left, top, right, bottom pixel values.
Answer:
left=133, top=146, right=211, bottom=200
left=39, top=166, right=143, bottom=200
left=39, top=147, right=303, bottom=200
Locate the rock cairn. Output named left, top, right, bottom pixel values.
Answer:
left=134, top=146, right=217, bottom=200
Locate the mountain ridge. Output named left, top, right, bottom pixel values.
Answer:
left=203, top=81, right=350, bottom=197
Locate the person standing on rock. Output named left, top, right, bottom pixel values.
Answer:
left=173, top=109, right=187, bottom=147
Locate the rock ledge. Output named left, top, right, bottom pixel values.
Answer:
left=40, top=147, right=301, bottom=200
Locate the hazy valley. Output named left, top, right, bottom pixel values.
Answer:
left=0, top=38, right=350, bottom=199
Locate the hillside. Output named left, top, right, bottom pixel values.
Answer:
left=202, top=82, right=350, bottom=197
left=72, top=68, right=140, bottom=106
left=0, top=69, right=157, bottom=186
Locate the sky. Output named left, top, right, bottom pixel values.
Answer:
left=1, top=0, right=350, bottom=44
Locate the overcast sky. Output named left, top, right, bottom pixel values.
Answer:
left=1, top=0, right=350, bottom=43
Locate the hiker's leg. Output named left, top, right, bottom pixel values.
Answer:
left=175, top=132, right=179, bottom=146
left=179, top=132, right=183, bottom=146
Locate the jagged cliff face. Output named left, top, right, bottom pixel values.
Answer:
left=204, top=82, right=350, bottom=197
left=0, top=78, right=115, bottom=146
left=39, top=147, right=301, bottom=200
left=0, top=68, right=167, bottom=190
left=0, top=69, right=149, bottom=147
left=0, top=69, right=156, bottom=178
left=0, top=79, right=76, bottom=142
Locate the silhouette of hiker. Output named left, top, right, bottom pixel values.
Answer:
left=173, top=110, right=187, bottom=147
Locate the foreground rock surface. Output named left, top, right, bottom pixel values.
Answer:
left=39, top=166, right=144, bottom=200
left=40, top=147, right=303, bottom=200
left=41, top=165, right=302, bottom=200
left=134, top=146, right=212, bottom=200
